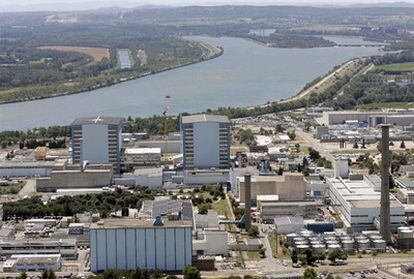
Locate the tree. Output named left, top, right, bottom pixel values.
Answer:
left=259, top=245, right=266, bottom=258
left=353, top=141, right=359, bottom=149
left=303, top=248, right=316, bottom=266
left=277, top=166, right=284, bottom=175
left=18, top=272, right=27, bottom=279
left=41, top=270, right=56, bottom=279
left=183, top=265, right=201, bottom=279
left=400, top=140, right=406, bottom=148
left=308, top=148, right=321, bottom=161
left=361, top=139, right=366, bottom=149
left=247, top=225, right=259, bottom=238
left=291, top=249, right=298, bottom=264
left=302, top=267, right=318, bottom=279
left=315, top=251, right=326, bottom=263
left=328, top=248, right=347, bottom=265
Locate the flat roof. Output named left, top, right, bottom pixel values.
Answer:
left=0, top=161, right=55, bottom=168
left=328, top=176, right=403, bottom=208
left=125, top=148, right=161, bottom=154
left=181, top=114, right=229, bottom=124
left=71, top=116, right=122, bottom=126
left=90, top=218, right=192, bottom=229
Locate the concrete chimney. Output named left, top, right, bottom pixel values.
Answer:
left=244, top=174, right=252, bottom=229
left=379, top=124, right=391, bottom=243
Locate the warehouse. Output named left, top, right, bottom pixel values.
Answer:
left=3, top=254, right=61, bottom=272
left=123, top=148, right=161, bottom=167
left=0, top=238, right=77, bottom=260
left=327, top=176, right=405, bottom=231
left=0, top=161, right=54, bottom=178
left=237, top=173, right=307, bottom=204
left=90, top=217, right=192, bottom=272
left=36, top=164, right=113, bottom=192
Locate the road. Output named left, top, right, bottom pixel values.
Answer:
left=18, top=179, right=36, bottom=198
left=295, top=127, right=335, bottom=163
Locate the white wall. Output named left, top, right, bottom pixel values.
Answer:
left=82, top=124, right=108, bottom=164
left=90, top=227, right=192, bottom=272
left=193, top=122, right=220, bottom=168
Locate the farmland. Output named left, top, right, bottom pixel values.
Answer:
left=37, top=45, right=110, bottom=65
left=373, top=62, right=414, bottom=73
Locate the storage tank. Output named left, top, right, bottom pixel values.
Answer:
left=293, top=237, right=306, bottom=243
left=295, top=241, right=308, bottom=247
left=327, top=244, right=341, bottom=253
left=325, top=240, right=339, bottom=246
left=372, top=239, right=386, bottom=251
left=324, top=236, right=337, bottom=242
left=357, top=239, right=370, bottom=251
left=341, top=240, right=355, bottom=252
left=296, top=245, right=310, bottom=254
left=355, top=235, right=368, bottom=242
left=398, top=229, right=414, bottom=239
left=369, top=234, right=383, bottom=241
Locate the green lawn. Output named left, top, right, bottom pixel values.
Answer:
left=212, top=198, right=231, bottom=218
left=245, top=251, right=262, bottom=260
left=374, top=62, right=414, bottom=73
left=267, top=234, right=278, bottom=257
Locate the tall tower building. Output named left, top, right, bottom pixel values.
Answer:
left=380, top=124, right=391, bottom=243
left=180, top=114, right=230, bottom=170
left=71, top=116, right=123, bottom=174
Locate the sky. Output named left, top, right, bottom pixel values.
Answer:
left=1, top=0, right=414, bottom=12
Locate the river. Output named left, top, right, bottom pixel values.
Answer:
left=0, top=36, right=383, bottom=131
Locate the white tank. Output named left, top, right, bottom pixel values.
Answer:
left=340, top=236, right=352, bottom=241
left=309, top=237, right=320, bottom=242
left=324, top=236, right=337, bottom=242
left=372, top=239, right=386, bottom=251
left=325, top=239, right=339, bottom=244
left=310, top=241, right=323, bottom=246
left=355, top=235, right=368, bottom=242
left=398, top=229, right=414, bottom=239
left=369, top=234, right=383, bottom=241
left=327, top=244, right=341, bottom=253
left=293, top=237, right=306, bottom=242
left=357, top=239, right=370, bottom=251
left=341, top=240, right=355, bottom=252
left=295, top=241, right=308, bottom=247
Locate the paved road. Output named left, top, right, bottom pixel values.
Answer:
left=18, top=179, right=36, bottom=198
left=295, top=127, right=335, bottom=163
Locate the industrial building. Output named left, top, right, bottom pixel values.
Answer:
left=327, top=175, right=405, bottom=232
left=71, top=116, right=123, bottom=174
left=3, top=254, right=61, bottom=272
left=36, top=164, right=113, bottom=192
left=121, top=167, right=163, bottom=188
left=0, top=238, right=77, bottom=260
left=237, top=173, right=307, bottom=204
left=138, top=198, right=193, bottom=221
left=181, top=114, right=231, bottom=170
left=0, top=161, right=54, bottom=178
left=90, top=218, right=192, bottom=272
left=320, top=110, right=414, bottom=127
left=123, top=148, right=161, bottom=167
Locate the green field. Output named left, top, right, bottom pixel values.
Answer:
left=374, top=62, right=414, bottom=73
left=357, top=102, right=414, bottom=110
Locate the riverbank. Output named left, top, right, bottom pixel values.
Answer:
left=0, top=40, right=223, bottom=105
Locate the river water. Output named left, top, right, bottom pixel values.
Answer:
left=0, top=36, right=383, bottom=131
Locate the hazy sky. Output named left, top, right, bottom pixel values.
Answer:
left=3, top=0, right=414, bottom=6
left=2, top=0, right=414, bottom=12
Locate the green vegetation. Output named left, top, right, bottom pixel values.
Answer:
left=183, top=265, right=201, bottom=279
left=0, top=181, right=25, bottom=195
left=373, top=62, right=414, bottom=73
left=249, top=33, right=335, bottom=48
left=357, top=102, right=414, bottom=110
left=328, top=248, right=348, bottom=265
left=212, top=198, right=232, bottom=218
left=0, top=23, right=218, bottom=103
left=2, top=187, right=163, bottom=220
left=247, top=225, right=260, bottom=238
left=236, top=129, right=256, bottom=146
left=302, top=267, right=318, bottom=279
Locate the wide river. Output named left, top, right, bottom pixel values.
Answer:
left=0, top=36, right=383, bottom=131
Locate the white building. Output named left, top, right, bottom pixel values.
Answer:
left=0, top=238, right=77, bottom=260
left=181, top=114, right=230, bottom=170
left=3, top=254, right=61, bottom=272
left=71, top=116, right=123, bottom=174
left=327, top=176, right=405, bottom=231
left=90, top=218, right=192, bottom=272
left=193, top=229, right=228, bottom=256
left=0, top=161, right=54, bottom=178
left=123, top=148, right=161, bottom=166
